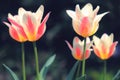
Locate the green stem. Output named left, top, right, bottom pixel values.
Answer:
left=21, top=43, right=26, bottom=80
left=82, top=38, right=86, bottom=77
left=76, top=61, right=81, bottom=78
left=33, top=42, right=40, bottom=80
left=103, top=60, right=107, bottom=80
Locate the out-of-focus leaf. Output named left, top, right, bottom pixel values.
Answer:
left=66, top=61, right=80, bottom=80
left=112, top=70, right=120, bottom=80
left=76, top=75, right=87, bottom=80
left=39, top=54, right=56, bottom=80
left=3, top=64, right=19, bottom=80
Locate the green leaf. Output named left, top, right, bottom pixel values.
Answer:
left=66, top=61, right=79, bottom=80
left=112, top=70, right=120, bottom=80
left=39, top=54, right=56, bottom=80
left=76, top=75, right=87, bottom=80
left=3, top=64, right=19, bottom=80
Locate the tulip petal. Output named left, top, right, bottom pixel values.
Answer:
left=9, top=26, right=27, bottom=42
left=86, top=37, right=93, bottom=49
left=18, top=7, right=26, bottom=17
left=85, top=49, right=91, bottom=59
left=93, top=46, right=102, bottom=59
left=75, top=4, right=81, bottom=19
left=91, top=12, right=109, bottom=36
left=3, top=22, right=11, bottom=27
left=109, top=33, right=114, bottom=44
left=72, top=19, right=80, bottom=35
left=66, top=10, right=76, bottom=19
left=73, top=37, right=83, bottom=50
left=8, top=18, right=22, bottom=29
left=7, top=18, right=27, bottom=39
left=73, top=47, right=82, bottom=60
left=36, top=12, right=50, bottom=40
left=94, top=12, right=109, bottom=24
left=35, top=5, right=44, bottom=22
left=90, top=23, right=99, bottom=36
left=23, top=13, right=37, bottom=34
left=92, top=6, right=100, bottom=19
left=101, top=33, right=114, bottom=48
left=21, top=13, right=38, bottom=41
left=93, top=35, right=101, bottom=49
left=65, top=40, right=73, bottom=51
left=73, top=36, right=81, bottom=46
left=8, top=13, right=15, bottom=20
left=9, top=26, right=20, bottom=41
left=79, top=17, right=91, bottom=37
left=81, top=3, right=93, bottom=16
left=108, top=41, right=118, bottom=59
left=93, top=34, right=118, bottom=60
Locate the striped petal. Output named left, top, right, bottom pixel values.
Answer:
left=9, top=26, right=27, bottom=42
left=93, top=33, right=118, bottom=60
left=72, top=46, right=83, bottom=60
left=85, top=49, right=91, bottom=59
left=36, top=12, right=50, bottom=41
left=93, top=46, right=102, bottom=59
left=22, top=13, right=37, bottom=41
left=66, top=3, right=108, bottom=38
left=108, top=42, right=118, bottom=59
left=79, top=17, right=91, bottom=37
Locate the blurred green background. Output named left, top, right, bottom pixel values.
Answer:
left=0, top=0, right=120, bottom=80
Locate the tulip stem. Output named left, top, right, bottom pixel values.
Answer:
left=21, top=43, right=26, bottom=80
left=82, top=38, right=86, bottom=77
left=33, top=42, right=40, bottom=80
left=103, top=60, right=107, bottom=80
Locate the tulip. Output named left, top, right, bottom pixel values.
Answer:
left=66, top=3, right=109, bottom=37
left=65, top=37, right=92, bottom=60
left=93, top=33, right=118, bottom=60
left=4, top=5, right=50, bottom=42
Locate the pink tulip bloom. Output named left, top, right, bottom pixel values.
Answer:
left=4, top=5, right=50, bottom=42
left=93, top=33, right=118, bottom=60
left=66, top=3, right=109, bottom=37
left=65, top=37, right=92, bottom=60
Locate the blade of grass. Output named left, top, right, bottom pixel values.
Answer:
left=39, top=54, right=56, bottom=80
left=3, top=64, right=19, bottom=80
left=66, top=61, right=79, bottom=80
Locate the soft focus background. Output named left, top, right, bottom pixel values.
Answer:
left=0, top=0, right=120, bottom=80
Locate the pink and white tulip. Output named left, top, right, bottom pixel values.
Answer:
left=93, top=33, right=118, bottom=60
left=4, top=5, right=50, bottom=42
left=65, top=37, right=92, bottom=60
left=66, top=3, right=109, bottom=37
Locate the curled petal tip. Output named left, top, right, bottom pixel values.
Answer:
left=44, top=12, right=51, bottom=21
left=48, top=11, right=51, bottom=15
left=45, top=12, right=51, bottom=19
left=76, top=4, right=80, bottom=9
left=40, top=5, right=44, bottom=8
left=3, top=22, right=11, bottom=27
left=65, top=40, right=73, bottom=51
left=101, top=11, right=109, bottom=17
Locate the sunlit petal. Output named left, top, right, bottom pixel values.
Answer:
left=93, top=33, right=118, bottom=60
left=81, top=3, right=93, bottom=16
left=35, top=5, right=44, bottom=22
left=66, top=10, right=76, bottom=19
left=36, top=12, right=50, bottom=41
